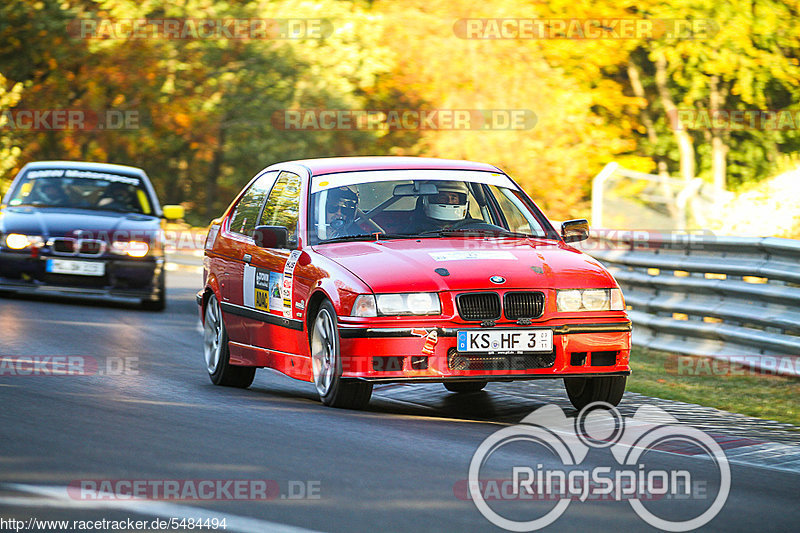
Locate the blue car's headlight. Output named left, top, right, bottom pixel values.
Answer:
left=111, top=240, right=150, bottom=257
left=4, top=233, right=44, bottom=250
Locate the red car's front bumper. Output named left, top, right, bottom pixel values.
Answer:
left=337, top=318, right=631, bottom=382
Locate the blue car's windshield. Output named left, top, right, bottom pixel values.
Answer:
left=7, top=168, right=153, bottom=215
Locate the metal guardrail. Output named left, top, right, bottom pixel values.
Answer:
left=583, top=233, right=800, bottom=377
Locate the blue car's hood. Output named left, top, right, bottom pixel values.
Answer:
left=0, top=206, right=160, bottom=240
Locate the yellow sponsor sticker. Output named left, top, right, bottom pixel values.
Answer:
left=255, top=288, right=270, bottom=311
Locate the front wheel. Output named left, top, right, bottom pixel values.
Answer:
left=563, top=376, right=626, bottom=410
left=310, top=301, right=372, bottom=409
left=203, top=293, right=255, bottom=388
left=141, top=272, right=166, bottom=311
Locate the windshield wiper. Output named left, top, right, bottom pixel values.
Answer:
left=320, top=232, right=424, bottom=244
left=416, top=228, right=534, bottom=238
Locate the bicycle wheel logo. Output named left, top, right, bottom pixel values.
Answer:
left=468, top=403, right=730, bottom=532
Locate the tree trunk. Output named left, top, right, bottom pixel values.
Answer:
left=655, top=54, right=695, bottom=182
left=206, top=126, right=225, bottom=218
left=709, top=75, right=728, bottom=192
left=627, top=59, right=676, bottom=220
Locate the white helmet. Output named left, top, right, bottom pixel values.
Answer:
left=423, top=181, right=469, bottom=221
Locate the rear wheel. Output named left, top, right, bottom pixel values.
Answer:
left=203, top=293, right=255, bottom=388
left=564, top=376, right=626, bottom=410
left=443, top=381, right=487, bottom=393
left=311, top=300, right=372, bottom=409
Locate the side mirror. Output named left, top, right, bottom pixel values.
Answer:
left=253, top=225, right=288, bottom=248
left=561, top=219, right=589, bottom=243
left=162, top=205, right=185, bottom=220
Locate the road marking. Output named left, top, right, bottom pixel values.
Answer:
left=3, top=484, right=325, bottom=533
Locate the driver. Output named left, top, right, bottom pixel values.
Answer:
left=416, top=181, right=470, bottom=231
left=325, top=186, right=359, bottom=238
left=36, top=180, right=70, bottom=206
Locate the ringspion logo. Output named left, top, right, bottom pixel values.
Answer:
left=467, top=403, right=730, bottom=531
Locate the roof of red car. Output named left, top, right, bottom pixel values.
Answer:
left=283, top=156, right=502, bottom=176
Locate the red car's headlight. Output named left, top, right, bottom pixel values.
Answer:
left=556, top=288, right=625, bottom=312
left=352, top=293, right=441, bottom=317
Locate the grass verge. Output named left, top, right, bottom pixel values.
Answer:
left=627, top=346, right=800, bottom=428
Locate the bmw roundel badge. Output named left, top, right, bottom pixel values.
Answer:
left=489, top=275, right=506, bottom=284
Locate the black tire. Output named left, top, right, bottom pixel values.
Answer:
left=141, top=272, right=166, bottom=311
left=443, top=381, right=487, bottom=393
left=564, top=376, right=627, bottom=410
left=310, top=300, right=372, bottom=409
left=203, top=293, right=255, bottom=388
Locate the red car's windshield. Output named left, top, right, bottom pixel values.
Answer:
left=308, top=171, right=556, bottom=244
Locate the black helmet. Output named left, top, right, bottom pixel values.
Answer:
left=326, top=186, right=358, bottom=218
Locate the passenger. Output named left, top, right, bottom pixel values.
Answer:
left=97, top=182, right=137, bottom=211
left=414, top=181, right=470, bottom=232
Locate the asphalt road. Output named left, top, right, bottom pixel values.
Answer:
left=0, top=269, right=798, bottom=532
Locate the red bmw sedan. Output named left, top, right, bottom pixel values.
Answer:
left=198, top=157, right=631, bottom=409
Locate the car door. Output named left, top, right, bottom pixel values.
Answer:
left=240, top=170, right=308, bottom=356
left=219, top=170, right=279, bottom=345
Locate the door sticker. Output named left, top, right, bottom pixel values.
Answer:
left=243, top=264, right=256, bottom=308
left=254, top=268, right=271, bottom=311
left=244, top=265, right=274, bottom=311
left=268, top=272, right=283, bottom=311
left=282, top=250, right=303, bottom=319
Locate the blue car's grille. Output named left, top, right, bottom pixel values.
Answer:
left=49, top=238, right=106, bottom=257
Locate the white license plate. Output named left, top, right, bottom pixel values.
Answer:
left=46, top=259, right=105, bottom=276
left=457, top=329, right=553, bottom=353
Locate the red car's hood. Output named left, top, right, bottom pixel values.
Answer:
left=314, top=237, right=616, bottom=293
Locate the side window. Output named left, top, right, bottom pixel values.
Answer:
left=259, top=171, right=303, bottom=246
left=490, top=185, right=544, bottom=236
left=229, top=171, right=278, bottom=236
